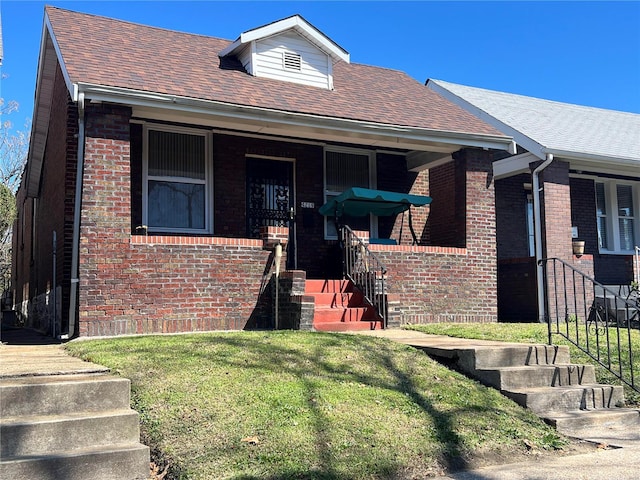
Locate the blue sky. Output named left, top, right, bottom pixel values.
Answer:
left=1, top=0, right=640, bottom=133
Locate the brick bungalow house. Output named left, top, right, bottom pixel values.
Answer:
left=12, top=7, right=516, bottom=338
left=427, top=79, right=640, bottom=322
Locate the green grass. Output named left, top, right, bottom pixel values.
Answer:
left=405, top=323, right=640, bottom=406
left=65, top=331, right=569, bottom=479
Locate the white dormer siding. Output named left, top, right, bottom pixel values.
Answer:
left=237, top=31, right=333, bottom=90
left=220, top=15, right=349, bottom=91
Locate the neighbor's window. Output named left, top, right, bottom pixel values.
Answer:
left=144, top=125, right=211, bottom=233
left=596, top=181, right=638, bottom=253
left=324, top=148, right=375, bottom=239
left=526, top=194, right=535, bottom=257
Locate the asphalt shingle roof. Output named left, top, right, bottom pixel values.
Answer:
left=46, top=6, right=504, bottom=138
left=429, top=79, right=640, bottom=162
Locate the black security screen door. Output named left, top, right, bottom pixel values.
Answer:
left=246, top=158, right=295, bottom=267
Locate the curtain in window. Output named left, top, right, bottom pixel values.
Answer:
left=617, top=185, right=635, bottom=250
left=596, top=183, right=609, bottom=249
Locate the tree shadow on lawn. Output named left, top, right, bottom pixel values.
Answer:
left=123, top=332, right=509, bottom=478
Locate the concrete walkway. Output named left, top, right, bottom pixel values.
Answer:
left=0, top=325, right=109, bottom=378
left=3, top=325, right=639, bottom=479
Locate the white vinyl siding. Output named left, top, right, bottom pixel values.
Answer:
left=252, top=31, right=332, bottom=89
left=596, top=180, right=639, bottom=254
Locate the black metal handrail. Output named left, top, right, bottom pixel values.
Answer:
left=340, top=225, right=388, bottom=327
left=540, top=257, right=639, bottom=392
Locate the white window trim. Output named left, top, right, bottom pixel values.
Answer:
left=142, top=123, right=213, bottom=234
left=596, top=179, right=640, bottom=254
left=323, top=146, right=377, bottom=240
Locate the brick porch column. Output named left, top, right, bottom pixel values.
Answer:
left=453, top=148, right=498, bottom=321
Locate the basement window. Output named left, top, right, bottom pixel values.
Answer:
left=283, top=51, right=302, bottom=71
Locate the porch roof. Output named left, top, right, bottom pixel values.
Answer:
left=319, top=187, right=431, bottom=218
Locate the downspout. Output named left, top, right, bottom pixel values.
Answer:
left=64, top=92, right=85, bottom=339
left=533, top=153, right=553, bottom=325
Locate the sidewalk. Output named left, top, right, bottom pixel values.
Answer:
left=0, top=324, right=109, bottom=378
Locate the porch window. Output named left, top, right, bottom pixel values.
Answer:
left=596, top=181, right=638, bottom=253
left=324, top=148, right=375, bottom=239
left=143, top=125, right=211, bottom=233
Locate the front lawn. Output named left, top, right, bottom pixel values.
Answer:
left=65, top=331, right=576, bottom=479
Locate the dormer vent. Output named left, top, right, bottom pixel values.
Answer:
left=283, top=52, right=302, bottom=71
left=219, top=15, right=349, bottom=91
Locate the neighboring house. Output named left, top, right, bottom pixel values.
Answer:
left=428, top=79, right=640, bottom=322
left=13, top=7, right=515, bottom=337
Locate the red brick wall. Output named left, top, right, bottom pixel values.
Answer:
left=78, top=117, right=283, bottom=336
left=424, top=159, right=466, bottom=247
left=376, top=153, right=430, bottom=245
left=539, top=160, right=573, bottom=261
left=12, top=64, right=75, bottom=332
left=373, top=148, right=498, bottom=323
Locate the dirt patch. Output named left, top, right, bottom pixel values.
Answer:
left=454, top=438, right=608, bottom=474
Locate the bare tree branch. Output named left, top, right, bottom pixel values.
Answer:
left=0, top=97, right=30, bottom=291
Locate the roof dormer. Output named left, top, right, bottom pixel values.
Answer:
left=219, top=15, right=349, bottom=90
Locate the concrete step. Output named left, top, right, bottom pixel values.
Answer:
left=1, top=409, right=141, bottom=457
left=456, top=344, right=571, bottom=373
left=546, top=409, right=640, bottom=447
left=504, top=384, right=626, bottom=415
left=474, top=363, right=597, bottom=390
left=0, top=443, right=150, bottom=480
left=0, top=373, right=131, bottom=417
left=543, top=408, right=640, bottom=435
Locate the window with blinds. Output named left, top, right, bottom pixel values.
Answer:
left=617, top=184, right=635, bottom=251
left=144, top=126, right=210, bottom=233
left=324, top=149, right=373, bottom=238
left=596, top=182, right=609, bottom=250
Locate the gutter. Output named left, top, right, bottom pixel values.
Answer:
left=63, top=92, right=85, bottom=339
left=533, top=153, right=553, bottom=324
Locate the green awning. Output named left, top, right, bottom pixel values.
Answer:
left=318, top=187, right=432, bottom=217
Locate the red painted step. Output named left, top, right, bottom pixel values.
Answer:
left=305, top=279, right=352, bottom=294
left=308, top=291, right=365, bottom=309
left=314, top=321, right=382, bottom=332
left=306, top=278, right=383, bottom=332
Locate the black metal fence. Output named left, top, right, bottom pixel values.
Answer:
left=340, top=225, right=387, bottom=327
left=541, top=257, right=639, bottom=392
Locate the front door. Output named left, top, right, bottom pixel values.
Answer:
left=246, top=157, right=295, bottom=268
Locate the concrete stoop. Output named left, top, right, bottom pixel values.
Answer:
left=0, top=373, right=150, bottom=480
left=420, top=343, right=640, bottom=443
